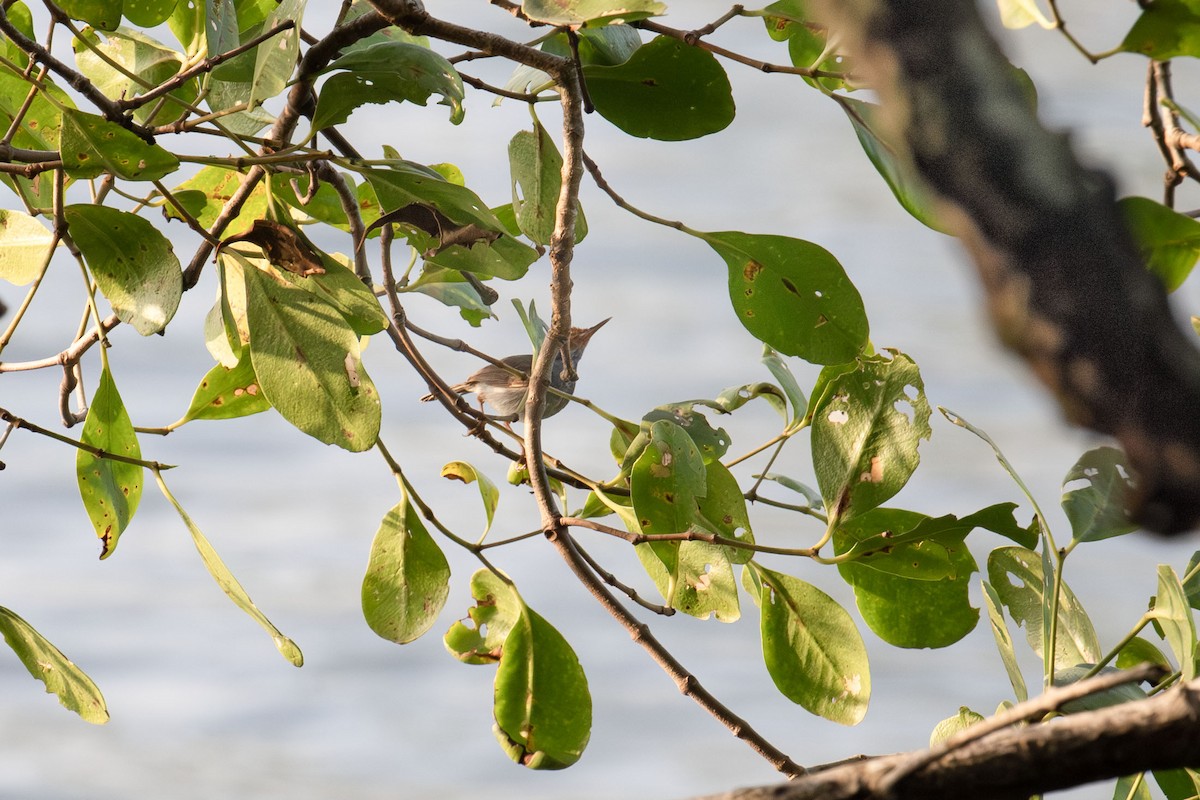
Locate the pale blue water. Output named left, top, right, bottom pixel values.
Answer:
left=1, top=4, right=1197, bottom=799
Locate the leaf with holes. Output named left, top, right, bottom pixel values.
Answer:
left=811, top=351, right=930, bottom=522
left=583, top=36, right=733, bottom=140
left=74, top=27, right=198, bottom=125
left=249, top=0, right=304, bottom=107
left=65, top=204, right=182, bottom=335
left=987, top=546, right=1101, bottom=668
left=1061, top=446, right=1138, bottom=543
left=930, top=707, right=984, bottom=745
left=0, top=606, right=108, bottom=723
left=76, top=366, right=142, bottom=559
left=745, top=563, right=870, bottom=724
left=630, top=419, right=707, bottom=536
left=639, top=406, right=730, bottom=464
left=635, top=538, right=740, bottom=621
left=313, top=41, right=465, bottom=130
left=703, top=230, right=868, bottom=365
left=361, top=492, right=451, bottom=645
left=696, top=460, right=754, bottom=564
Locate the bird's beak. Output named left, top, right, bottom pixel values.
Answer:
left=573, top=317, right=610, bottom=347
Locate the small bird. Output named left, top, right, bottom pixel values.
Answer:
left=424, top=318, right=609, bottom=421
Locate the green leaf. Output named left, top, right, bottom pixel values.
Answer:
left=929, top=707, right=984, bottom=745
left=313, top=41, right=464, bottom=130
left=361, top=493, right=451, bottom=644
left=494, top=592, right=592, bottom=769
left=1150, top=564, right=1198, bottom=681
left=73, top=27, right=197, bottom=125
left=249, top=0, right=304, bottom=107
left=0, top=606, right=108, bottom=724
left=166, top=166, right=267, bottom=237
left=704, top=230, right=868, bottom=365
left=521, top=0, right=664, bottom=26
left=940, top=407, right=1047, bottom=530
left=153, top=470, right=303, bottom=666
left=241, top=261, right=381, bottom=452
left=1122, top=0, right=1200, bottom=59
left=1061, top=446, right=1138, bottom=543
left=982, top=580, right=1028, bottom=702
left=441, top=461, right=500, bottom=538
left=640, top=405, right=730, bottom=463
left=756, top=473, right=823, bottom=509
left=769, top=5, right=852, bottom=92
left=696, top=460, right=754, bottom=563
left=761, top=347, right=808, bottom=425
left=444, top=570, right=519, bottom=665
left=358, top=162, right=507, bottom=237
left=1184, top=551, right=1200, bottom=611
left=835, top=509, right=980, bottom=648
left=178, top=347, right=271, bottom=424
left=1115, top=636, right=1172, bottom=672
left=508, top=122, right=588, bottom=246
left=64, top=204, right=182, bottom=335
left=839, top=97, right=949, bottom=234
left=1119, top=196, right=1200, bottom=292
left=1154, top=768, right=1200, bottom=800
left=57, top=0, right=120, bottom=30
left=987, top=546, right=1102, bottom=668
left=0, top=209, right=54, bottom=285
left=76, top=366, right=143, bottom=559
left=123, top=0, right=179, bottom=27
left=811, top=351, right=931, bottom=521
left=1114, top=774, right=1153, bottom=800
left=0, top=60, right=70, bottom=207
left=635, top=538, right=740, bottom=621
left=630, top=419, right=707, bottom=536
left=59, top=109, right=180, bottom=181
left=407, top=266, right=496, bottom=326
left=583, top=36, right=734, bottom=140
left=277, top=254, right=388, bottom=336
left=746, top=563, right=870, bottom=724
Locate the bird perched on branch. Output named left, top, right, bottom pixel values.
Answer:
left=423, top=318, right=609, bottom=421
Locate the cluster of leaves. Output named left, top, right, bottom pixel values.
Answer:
left=1, top=0, right=1200, bottom=793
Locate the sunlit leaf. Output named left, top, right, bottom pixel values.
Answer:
left=178, top=348, right=271, bottom=424
left=166, top=166, right=268, bottom=237
left=703, top=230, right=868, bottom=365
left=1151, top=564, right=1198, bottom=681
left=987, top=546, right=1101, bottom=668
left=444, top=570, right=519, bottom=665
left=584, top=36, right=733, bottom=140
left=508, top=121, right=588, bottom=246
left=59, top=109, right=180, bottom=181
left=1115, top=636, right=1172, bottom=672
left=761, top=347, right=808, bottom=425
left=696, top=460, right=754, bottom=563
left=65, top=204, right=182, bottom=335
left=811, top=351, right=930, bottom=521
left=929, top=707, right=983, bottom=745
left=313, top=41, right=465, bottom=130
left=0, top=606, right=108, bottom=723
left=1052, top=665, right=1148, bottom=713
left=521, top=0, right=664, bottom=27
left=249, top=0, right=304, bottom=107
left=0, top=209, right=54, bottom=285
left=745, top=563, right=870, bottom=724
left=242, top=262, right=381, bottom=452
left=76, top=366, right=142, bottom=559
left=441, top=461, right=500, bottom=538
left=57, top=0, right=120, bottom=30
left=640, top=405, right=730, bottom=464
left=73, top=27, right=197, bottom=125
left=996, top=0, right=1054, bottom=29
left=123, top=0, right=179, bottom=27
left=1114, top=774, right=1153, bottom=800
left=361, top=492, right=451, bottom=644
left=636, top=538, right=741, bottom=621
left=153, top=471, right=303, bottom=666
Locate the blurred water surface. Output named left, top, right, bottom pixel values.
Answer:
left=2, top=3, right=1199, bottom=799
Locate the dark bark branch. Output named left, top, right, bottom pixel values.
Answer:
left=815, top=0, right=1200, bottom=534
left=693, top=675, right=1200, bottom=800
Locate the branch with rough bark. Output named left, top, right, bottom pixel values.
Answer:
left=813, top=0, right=1200, bottom=534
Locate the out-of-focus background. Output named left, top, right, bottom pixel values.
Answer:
left=2, top=3, right=1198, bottom=798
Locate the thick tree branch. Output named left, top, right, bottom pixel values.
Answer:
left=694, top=672, right=1200, bottom=800
left=815, top=0, right=1200, bottom=534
